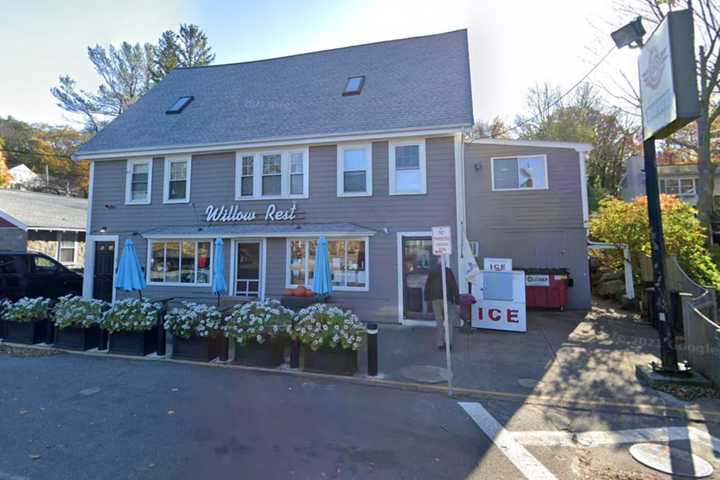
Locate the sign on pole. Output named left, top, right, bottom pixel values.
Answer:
left=638, top=9, right=700, bottom=140
left=432, top=225, right=453, bottom=396
left=432, top=226, right=453, bottom=256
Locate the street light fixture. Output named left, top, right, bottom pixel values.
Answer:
left=611, top=17, right=646, bottom=49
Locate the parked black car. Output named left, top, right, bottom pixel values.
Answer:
left=0, top=251, right=83, bottom=301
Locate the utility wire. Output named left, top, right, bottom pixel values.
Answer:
left=486, top=46, right=616, bottom=139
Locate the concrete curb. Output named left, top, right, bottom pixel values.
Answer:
left=3, top=340, right=718, bottom=423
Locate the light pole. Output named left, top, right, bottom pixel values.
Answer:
left=611, top=14, right=698, bottom=374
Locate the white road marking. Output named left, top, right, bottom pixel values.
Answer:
left=511, top=426, right=720, bottom=453
left=459, top=402, right=558, bottom=480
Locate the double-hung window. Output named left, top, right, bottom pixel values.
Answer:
left=125, top=158, right=152, bottom=204
left=491, top=155, right=548, bottom=191
left=389, top=139, right=426, bottom=195
left=234, top=149, right=309, bottom=200
left=287, top=237, right=369, bottom=291
left=163, top=155, right=191, bottom=203
left=337, top=144, right=372, bottom=196
left=148, top=239, right=212, bottom=286
left=58, top=232, right=77, bottom=264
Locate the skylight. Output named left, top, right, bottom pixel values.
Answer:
left=166, top=96, right=194, bottom=114
left=343, top=76, right=365, bottom=96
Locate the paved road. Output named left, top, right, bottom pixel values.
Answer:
left=2, top=350, right=720, bottom=479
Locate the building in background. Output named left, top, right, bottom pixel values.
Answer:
left=0, top=189, right=87, bottom=270
left=8, top=164, right=42, bottom=190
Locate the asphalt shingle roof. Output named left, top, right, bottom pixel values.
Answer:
left=77, top=30, right=473, bottom=156
left=0, top=189, right=87, bottom=230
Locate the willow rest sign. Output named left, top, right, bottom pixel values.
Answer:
left=639, top=9, right=700, bottom=140
left=205, top=203, right=297, bottom=223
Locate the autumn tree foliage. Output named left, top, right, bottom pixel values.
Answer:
left=0, top=139, right=10, bottom=188
left=589, top=195, right=720, bottom=289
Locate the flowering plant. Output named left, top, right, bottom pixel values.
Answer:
left=100, top=299, right=161, bottom=333
left=163, top=302, right=223, bottom=339
left=52, top=295, right=106, bottom=329
left=223, top=299, right=294, bottom=345
left=2, top=297, right=51, bottom=323
left=292, top=303, right=364, bottom=351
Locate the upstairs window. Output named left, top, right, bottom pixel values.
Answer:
left=234, top=149, right=308, bottom=200
left=262, top=154, right=282, bottom=196
left=492, top=155, right=548, bottom=191
left=343, top=76, right=365, bottom=96
left=166, top=96, right=193, bottom=114
left=389, top=139, right=427, bottom=195
left=125, top=158, right=152, bottom=204
left=337, top=144, right=372, bottom=197
left=660, top=177, right=697, bottom=197
left=163, top=155, right=191, bottom=203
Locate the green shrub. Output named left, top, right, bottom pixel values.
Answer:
left=53, top=295, right=106, bottom=329
left=2, top=297, right=51, bottom=323
left=589, top=195, right=720, bottom=289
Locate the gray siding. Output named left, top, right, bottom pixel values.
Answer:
left=90, top=136, right=458, bottom=323
left=463, top=144, right=591, bottom=309
left=0, top=226, right=27, bottom=252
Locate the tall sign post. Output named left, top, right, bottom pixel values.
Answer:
left=432, top=226, right=453, bottom=396
left=632, top=9, right=701, bottom=373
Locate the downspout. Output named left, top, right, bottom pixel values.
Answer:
left=454, top=132, right=468, bottom=293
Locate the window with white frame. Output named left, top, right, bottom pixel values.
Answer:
left=58, top=232, right=77, bottom=264
left=148, top=239, right=212, bottom=285
left=234, top=149, right=308, bottom=200
left=125, top=158, right=152, bottom=204
left=163, top=156, right=191, bottom=203
left=337, top=144, right=372, bottom=196
left=389, top=140, right=426, bottom=195
left=492, top=155, right=548, bottom=191
left=660, top=177, right=697, bottom=197
left=287, top=238, right=368, bottom=290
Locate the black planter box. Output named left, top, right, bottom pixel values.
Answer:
left=4, top=319, right=50, bottom=345
left=109, top=328, right=158, bottom=356
left=302, top=345, right=358, bottom=376
left=172, top=335, right=227, bottom=362
left=234, top=338, right=285, bottom=367
left=54, top=324, right=102, bottom=351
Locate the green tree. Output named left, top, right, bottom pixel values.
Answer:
left=151, top=24, right=215, bottom=81
left=51, top=42, right=155, bottom=132
left=589, top=195, right=720, bottom=289
left=516, top=82, right=637, bottom=209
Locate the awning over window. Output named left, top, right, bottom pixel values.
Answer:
left=142, top=223, right=376, bottom=239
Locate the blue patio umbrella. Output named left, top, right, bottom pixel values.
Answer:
left=312, top=236, right=333, bottom=296
left=212, top=238, right=228, bottom=306
left=115, top=239, right=146, bottom=298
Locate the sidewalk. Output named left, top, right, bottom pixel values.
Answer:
left=369, top=303, right=720, bottom=417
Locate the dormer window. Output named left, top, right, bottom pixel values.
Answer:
left=166, top=96, right=193, bottom=114
left=343, top=76, right=365, bottom=96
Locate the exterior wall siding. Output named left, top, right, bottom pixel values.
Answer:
left=90, top=136, right=458, bottom=323
left=463, top=143, right=591, bottom=309
left=0, top=225, right=27, bottom=252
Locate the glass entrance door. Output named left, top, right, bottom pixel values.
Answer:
left=402, top=237, right=439, bottom=321
left=235, top=241, right=261, bottom=297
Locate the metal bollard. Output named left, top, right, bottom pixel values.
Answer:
left=367, top=322, right=378, bottom=376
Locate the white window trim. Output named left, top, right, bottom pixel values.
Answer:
left=284, top=237, right=370, bottom=292
left=56, top=231, right=78, bottom=265
left=660, top=176, right=697, bottom=197
left=389, top=138, right=427, bottom=195
left=163, top=155, right=192, bottom=204
left=234, top=147, right=310, bottom=201
left=337, top=143, right=373, bottom=197
left=146, top=238, right=214, bottom=287
left=124, top=157, right=153, bottom=205
left=490, top=154, right=549, bottom=192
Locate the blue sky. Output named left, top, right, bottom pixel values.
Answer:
left=0, top=0, right=637, bottom=127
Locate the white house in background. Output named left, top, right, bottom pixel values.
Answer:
left=8, top=164, right=42, bottom=190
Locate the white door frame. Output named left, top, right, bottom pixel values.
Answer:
left=229, top=238, right=266, bottom=300
left=397, top=231, right=435, bottom=326
left=83, top=234, right=119, bottom=302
